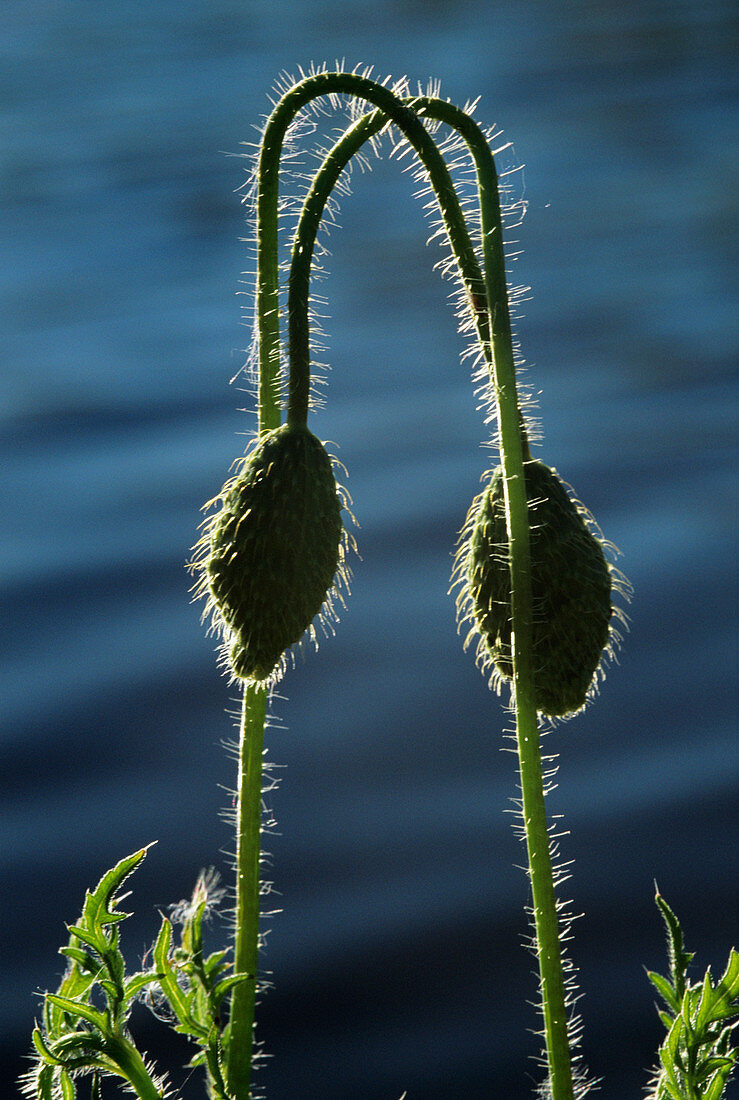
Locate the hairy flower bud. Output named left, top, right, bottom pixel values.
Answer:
left=458, top=461, right=621, bottom=717
left=194, top=423, right=344, bottom=683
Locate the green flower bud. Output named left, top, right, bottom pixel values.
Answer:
left=194, top=423, right=345, bottom=683
left=457, top=460, right=625, bottom=717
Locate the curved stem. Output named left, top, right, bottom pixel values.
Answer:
left=425, top=99, right=574, bottom=1100
left=283, top=90, right=572, bottom=1098
left=424, top=103, right=573, bottom=1099
left=285, top=96, right=531, bottom=447
left=286, top=97, right=489, bottom=428
left=256, top=72, right=482, bottom=433
left=104, top=1035, right=164, bottom=1100
left=246, top=72, right=573, bottom=1099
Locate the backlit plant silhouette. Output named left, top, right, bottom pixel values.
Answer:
left=24, top=67, right=737, bottom=1100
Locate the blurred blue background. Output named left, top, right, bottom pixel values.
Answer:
left=2, top=2, right=737, bottom=1097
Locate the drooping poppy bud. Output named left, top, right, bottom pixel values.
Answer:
left=457, top=460, right=624, bottom=717
left=194, top=423, right=345, bottom=683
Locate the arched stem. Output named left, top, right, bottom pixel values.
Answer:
left=256, top=72, right=483, bottom=434
left=235, top=71, right=575, bottom=1100
left=417, top=101, right=574, bottom=1100
left=285, top=97, right=572, bottom=1096
left=285, top=96, right=490, bottom=428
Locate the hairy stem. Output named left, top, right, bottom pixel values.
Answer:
left=227, top=682, right=267, bottom=1099
left=256, top=71, right=481, bottom=427
left=239, top=71, right=574, bottom=1099
left=437, top=100, right=574, bottom=1100
left=285, top=98, right=488, bottom=427
left=285, top=92, right=572, bottom=1096
left=105, top=1035, right=164, bottom=1100
left=239, top=71, right=496, bottom=1095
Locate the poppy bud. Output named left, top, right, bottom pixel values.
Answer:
left=195, top=423, right=344, bottom=683
left=459, top=461, right=618, bottom=717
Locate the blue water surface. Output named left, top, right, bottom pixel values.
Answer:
left=2, top=2, right=737, bottom=1097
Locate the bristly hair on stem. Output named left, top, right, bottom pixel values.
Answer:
left=231, top=63, right=411, bottom=416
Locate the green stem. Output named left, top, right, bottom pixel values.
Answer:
left=242, top=74, right=495, bottom=1096
left=286, top=96, right=489, bottom=429
left=104, top=1035, right=164, bottom=1100
left=227, top=682, right=267, bottom=1099
left=246, top=72, right=573, bottom=1099
left=285, top=92, right=573, bottom=1098
left=453, top=132, right=574, bottom=1100
left=256, top=72, right=483, bottom=431
left=435, top=100, right=574, bottom=1100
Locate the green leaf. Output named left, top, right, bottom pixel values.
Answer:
left=713, top=949, right=739, bottom=1017
left=202, top=1031, right=231, bottom=1100
left=32, top=1027, right=62, bottom=1066
left=202, top=949, right=231, bottom=983
left=65, top=924, right=106, bottom=955
left=656, top=891, right=694, bottom=1000
left=81, top=847, right=153, bottom=932
left=36, top=1064, right=55, bottom=1100
left=649, top=970, right=681, bottom=1015
left=680, top=991, right=696, bottom=1037
left=59, top=1069, right=75, bottom=1100
left=695, top=969, right=715, bottom=1032
left=98, top=977, right=124, bottom=1008
left=46, top=995, right=107, bottom=1032
left=212, top=972, right=252, bottom=1009
left=705, top=1071, right=730, bottom=1100
left=52, top=1031, right=108, bottom=1060
left=124, top=971, right=161, bottom=1001
left=696, top=1054, right=734, bottom=1080
left=59, top=946, right=99, bottom=972
left=152, top=916, right=205, bottom=1038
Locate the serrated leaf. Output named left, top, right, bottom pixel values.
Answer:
left=714, top=950, right=739, bottom=1015
left=152, top=915, right=172, bottom=964
left=66, top=924, right=106, bottom=955
left=81, top=848, right=152, bottom=932
left=695, top=969, right=716, bottom=1031
left=202, top=949, right=231, bottom=983
left=656, top=893, right=694, bottom=999
left=46, top=995, right=107, bottom=1032
left=152, top=917, right=206, bottom=1038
